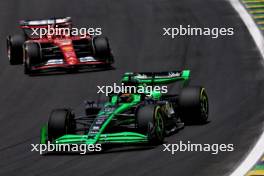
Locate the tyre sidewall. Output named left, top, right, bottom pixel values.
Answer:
left=47, top=109, right=75, bottom=142
left=7, top=34, right=26, bottom=65
left=179, top=86, right=209, bottom=124
left=92, top=36, right=112, bottom=63
left=23, top=42, right=40, bottom=74
left=136, top=104, right=165, bottom=144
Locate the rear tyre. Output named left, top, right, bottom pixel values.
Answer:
left=179, top=86, right=209, bottom=124
left=7, top=34, right=26, bottom=65
left=137, top=105, right=165, bottom=144
left=24, top=42, right=41, bottom=74
left=47, top=109, right=75, bottom=142
left=92, top=36, right=114, bottom=64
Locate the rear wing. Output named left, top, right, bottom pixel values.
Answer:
left=19, top=17, right=72, bottom=28
left=121, top=70, right=190, bottom=86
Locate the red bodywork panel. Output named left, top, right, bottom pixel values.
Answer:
left=54, top=38, right=78, bottom=65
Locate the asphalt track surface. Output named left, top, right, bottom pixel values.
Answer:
left=0, top=0, right=264, bottom=176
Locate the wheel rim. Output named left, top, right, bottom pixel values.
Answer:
left=200, top=89, right=209, bottom=120
left=7, top=40, right=11, bottom=61
left=154, top=108, right=164, bottom=140
left=7, top=47, right=11, bottom=60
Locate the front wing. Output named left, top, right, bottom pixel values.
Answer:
left=40, top=125, right=148, bottom=145
left=31, top=58, right=111, bottom=71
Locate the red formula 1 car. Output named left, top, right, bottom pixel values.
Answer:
left=7, top=17, right=114, bottom=74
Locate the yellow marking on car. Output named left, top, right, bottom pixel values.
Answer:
left=62, top=46, right=73, bottom=52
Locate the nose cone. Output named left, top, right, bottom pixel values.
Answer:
left=55, top=39, right=78, bottom=65
left=68, top=57, right=78, bottom=65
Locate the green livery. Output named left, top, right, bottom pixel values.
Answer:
left=40, top=70, right=209, bottom=151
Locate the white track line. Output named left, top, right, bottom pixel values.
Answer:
left=229, top=132, right=264, bottom=176
left=228, top=0, right=264, bottom=175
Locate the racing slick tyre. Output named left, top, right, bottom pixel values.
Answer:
left=179, top=86, right=209, bottom=124
left=92, top=36, right=113, bottom=64
left=47, top=109, right=76, bottom=142
left=23, top=42, right=41, bottom=74
left=137, top=105, right=165, bottom=144
left=7, top=34, right=26, bottom=65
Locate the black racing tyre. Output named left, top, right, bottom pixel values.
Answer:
left=92, top=36, right=113, bottom=63
left=137, top=104, right=165, bottom=144
left=179, top=86, right=209, bottom=124
left=23, top=42, right=41, bottom=74
left=47, top=109, right=75, bottom=142
left=7, top=34, right=26, bottom=65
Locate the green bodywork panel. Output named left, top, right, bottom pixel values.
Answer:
left=53, top=132, right=148, bottom=144
left=40, top=125, right=48, bottom=144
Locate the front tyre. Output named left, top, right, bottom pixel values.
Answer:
left=47, top=108, right=76, bottom=142
left=92, top=36, right=114, bottom=64
left=23, top=42, right=41, bottom=74
left=137, top=105, right=165, bottom=144
left=179, top=86, right=209, bottom=124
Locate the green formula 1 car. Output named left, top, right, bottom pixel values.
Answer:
left=40, top=70, right=209, bottom=148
